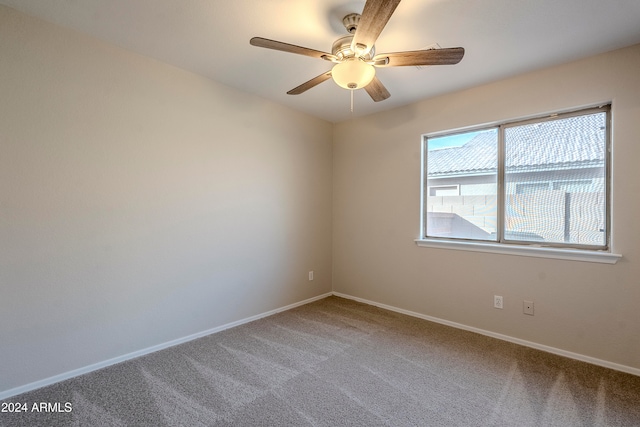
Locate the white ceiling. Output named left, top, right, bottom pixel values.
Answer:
left=3, top=0, right=640, bottom=123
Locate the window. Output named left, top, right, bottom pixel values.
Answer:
left=422, top=106, right=611, bottom=251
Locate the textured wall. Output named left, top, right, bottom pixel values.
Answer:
left=333, top=44, right=640, bottom=371
left=0, top=6, right=332, bottom=393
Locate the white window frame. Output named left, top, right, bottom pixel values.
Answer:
left=416, top=105, right=621, bottom=264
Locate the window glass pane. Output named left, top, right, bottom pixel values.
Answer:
left=426, top=129, right=498, bottom=240
left=504, top=112, right=607, bottom=246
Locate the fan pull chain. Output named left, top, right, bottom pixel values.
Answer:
left=350, top=89, right=354, bottom=113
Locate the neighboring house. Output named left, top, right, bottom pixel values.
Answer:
left=426, top=113, right=606, bottom=245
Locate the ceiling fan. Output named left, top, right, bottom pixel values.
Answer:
left=250, top=0, right=465, bottom=102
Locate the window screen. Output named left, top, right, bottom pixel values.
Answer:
left=504, top=112, right=607, bottom=246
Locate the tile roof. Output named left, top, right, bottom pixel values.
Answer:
left=428, top=113, right=606, bottom=176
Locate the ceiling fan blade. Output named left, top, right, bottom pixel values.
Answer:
left=373, top=47, right=465, bottom=67
left=250, top=37, right=335, bottom=61
left=287, top=71, right=333, bottom=95
left=351, top=0, right=401, bottom=54
left=364, top=76, right=390, bottom=102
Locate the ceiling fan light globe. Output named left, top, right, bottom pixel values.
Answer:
left=331, top=59, right=376, bottom=90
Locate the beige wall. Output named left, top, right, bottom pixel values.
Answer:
left=333, top=44, right=640, bottom=370
left=0, top=6, right=332, bottom=393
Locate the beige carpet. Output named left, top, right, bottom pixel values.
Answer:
left=1, top=296, right=639, bottom=426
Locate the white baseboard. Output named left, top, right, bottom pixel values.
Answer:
left=0, top=292, right=332, bottom=401
left=332, top=291, right=640, bottom=378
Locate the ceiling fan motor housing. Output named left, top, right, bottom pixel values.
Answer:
left=332, top=35, right=375, bottom=61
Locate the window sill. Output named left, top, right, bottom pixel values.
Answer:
left=414, top=239, right=621, bottom=264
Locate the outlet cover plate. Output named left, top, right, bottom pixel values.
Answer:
left=494, top=295, right=503, bottom=309
left=523, top=300, right=534, bottom=315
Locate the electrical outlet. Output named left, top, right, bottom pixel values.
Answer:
left=523, top=300, right=534, bottom=315
left=494, top=295, right=503, bottom=309
left=308, top=271, right=314, bottom=281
